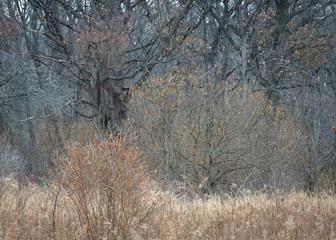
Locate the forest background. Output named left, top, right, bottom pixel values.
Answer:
left=0, top=0, right=336, bottom=239
left=1, top=0, right=335, bottom=192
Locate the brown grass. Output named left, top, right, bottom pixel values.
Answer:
left=1, top=179, right=336, bottom=240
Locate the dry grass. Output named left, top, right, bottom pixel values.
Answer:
left=149, top=191, right=336, bottom=240
left=1, top=179, right=336, bottom=240
left=0, top=179, right=85, bottom=240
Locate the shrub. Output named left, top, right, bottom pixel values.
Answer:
left=0, top=135, right=24, bottom=176
left=128, top=75, right=308, bottom=194
left=50, top=130, right=159, bottom=240
left=0, top=135, right=23, bottom=207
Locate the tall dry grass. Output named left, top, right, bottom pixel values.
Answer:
left=1, top=179, right=336, bottom=240
left=0, top=179, right=84, bottom=239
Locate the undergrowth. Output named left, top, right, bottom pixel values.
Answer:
left=0, top=180, right=335, bottom=239
left=0, top=132, right=335, bottom=239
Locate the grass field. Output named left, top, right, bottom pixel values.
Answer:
left=0, top=178, right=335, bottom=240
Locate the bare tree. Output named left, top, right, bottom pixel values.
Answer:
left=128, top=74, right=308, bottom=194
left=0, top=1, right=73, bottom=175
left=23, top=0, right=210, bottom=133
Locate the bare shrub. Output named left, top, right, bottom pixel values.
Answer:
left=0, top=135, right=24, bottom=205
left=0, top=135, right=24, bottom=176
left=128, top=75, right=308, bottom=194
left=35, top=119, right=97, bottom=154
left=50, top=130, right=160, bottom=240
left=0, top=136, right=24, bottom=207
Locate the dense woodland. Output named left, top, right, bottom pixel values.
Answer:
left=1, top=0, right=336, bottom=239
left=0, top=0, right=336, bottom=194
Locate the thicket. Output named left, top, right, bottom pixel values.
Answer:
left=49, top=131, right=160, bottom=240
left=128, top=74, right=309, bottom=194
